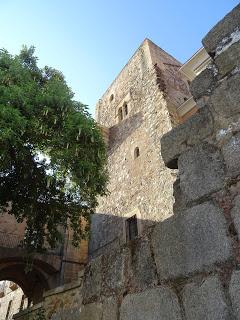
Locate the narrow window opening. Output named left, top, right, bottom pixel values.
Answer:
left=109, top=94, right=114, bottom=102
left=126, top=215, right=138, bottom=241
left=134, top=147, right=140, bottom=159
left=123, top=102, right=128, bottom=116
left=118, top=107, right=123, bottom=122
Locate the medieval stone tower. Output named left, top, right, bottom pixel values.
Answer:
left=90, top=39, right=191, bottom=256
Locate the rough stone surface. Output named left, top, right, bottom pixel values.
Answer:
left=202, top=4, right=240, bottom=54
left=82, top=255, right=102, bottom=303
left=102, top=297, right=118, bottom=320
left=179, top=143, right=225, bottom=202
left=215, top=41, right=240, bottom=76
left=183, top=276, right=230, bottom=320
left=152, top=202, right=232, bottom=280
left=102, top=245, right=128, bottom=295
left=230, top=270, right=240, bottom=319
left=129, top=237, right=158, bottom=290
left=190, top=67, right=215, bottom=100
left=222, top=132, right=240, bottom=178
left=161, top=107, right=214, bottom=168
left=120, top=287, right=182, bottom=320
left=231, top=195, right=240, bottom=237
left=210, top=73, right=240, bottom=118
left=79, top=303, right=102, bottom=320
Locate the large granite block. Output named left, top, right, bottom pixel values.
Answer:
left=120, top=287, right=182, bottom=320
left=179, top=143, right=225, bottom=202
left=102, top=245, right=128, bottom=295
left=190, top=67, right=215, bottom=100
left=183, top=276, right=230, bottom=320
left=82, top=255, right=102, bottom=303
left=222, top=132, right=240, bottom=178
left=215, top=41, right=240, bottom=77
left=210, top=73, right=240, bottom=118
left=152, top=202, right=232, bottom=280
left=79, top=303, right=102, bottom=320
left=202, top=4, right=240, bottom=55
left=229, top=270, right=240, bottom=319
left=160, top=108, right=213, bottom=168
left=129, top=237, right=158, bottom=290
left=102, top=297, right=118, bottom=320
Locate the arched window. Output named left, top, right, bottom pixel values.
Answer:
left=134, top=147, right=140, bottom=159
left=109, top=94, right=114, bottom=102
left=118, top=107, right=123, bottom=122
left=123, top=102, right=128, bottom=116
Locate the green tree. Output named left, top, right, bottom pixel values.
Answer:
left=0, top=46, right=108, bottom=252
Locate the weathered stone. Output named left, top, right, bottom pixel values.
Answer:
left=51, top=308, right=81, bottom=320
left=79, top=303, right=102, bottom=320
left=229, top=270, right=240, bottom=319
left=179, top=143, right=225, bottom=201
left=120, top=287, right=182, bottom=320
left=222, top=132, right=240, bottom=178
left=129, top=237, right=158, bottom=290
left=202, top=4, right=240, bottom=54
left=102, top=244, right=128, bottom=295
left=183, top=276, right=229, bottom=320
left=231, top=195, right=240, bottom=237
left=102, top=297, right=118, bottom=320
left=190, top=68, right=215, bottom=100
left=210, top=73, right=240, bottom=118
left=215, top=41, right=240, bottom=76
left=160, top=107, right=213, bottom=168
left=152, top=202, right=232, bottom=280
left=82, top=255, right=102, bottom=303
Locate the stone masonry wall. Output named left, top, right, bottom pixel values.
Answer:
left=91, top=39, right=190, bottom=257
left=14, top=4, right=240, bottom=320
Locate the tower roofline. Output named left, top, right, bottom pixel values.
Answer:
left=96, top=38, right=181, bottom=104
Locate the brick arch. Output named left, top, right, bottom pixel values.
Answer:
left=0, top=254, right=61, bottom=304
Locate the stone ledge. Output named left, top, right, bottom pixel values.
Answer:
left=43, top=278, right=82, bottom=298
left=13, top=303, right=43, bottom=319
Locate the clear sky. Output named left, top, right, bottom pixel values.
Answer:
left=0, top=0, right=238, bottom=116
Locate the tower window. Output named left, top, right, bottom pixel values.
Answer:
left=134, top=147, right=140, bottom=159
left=123, top=102, right=128, bottom=116
left=118, top=107, right=123, bottom=122
left=109, top=94, right=114, bottom=102
left=126, top=215, right=138, bottom=241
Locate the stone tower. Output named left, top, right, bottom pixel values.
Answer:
left=90, top=39, right=191, bottom=256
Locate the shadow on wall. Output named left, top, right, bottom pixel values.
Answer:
left=89, top=212, right=161, bottom=259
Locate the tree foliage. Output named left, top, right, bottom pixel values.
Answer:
left=0, top=46, right=108, bottom=251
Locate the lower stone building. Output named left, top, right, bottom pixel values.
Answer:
left=4, top=3, right=240, bottom=320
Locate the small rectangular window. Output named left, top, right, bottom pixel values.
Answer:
left=126, top=215, right=138, bottom=241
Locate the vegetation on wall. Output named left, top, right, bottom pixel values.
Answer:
left=0, top=46, right=108, bottom=252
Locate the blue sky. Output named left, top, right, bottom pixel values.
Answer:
left=0, top=0, right=238, bottom=116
